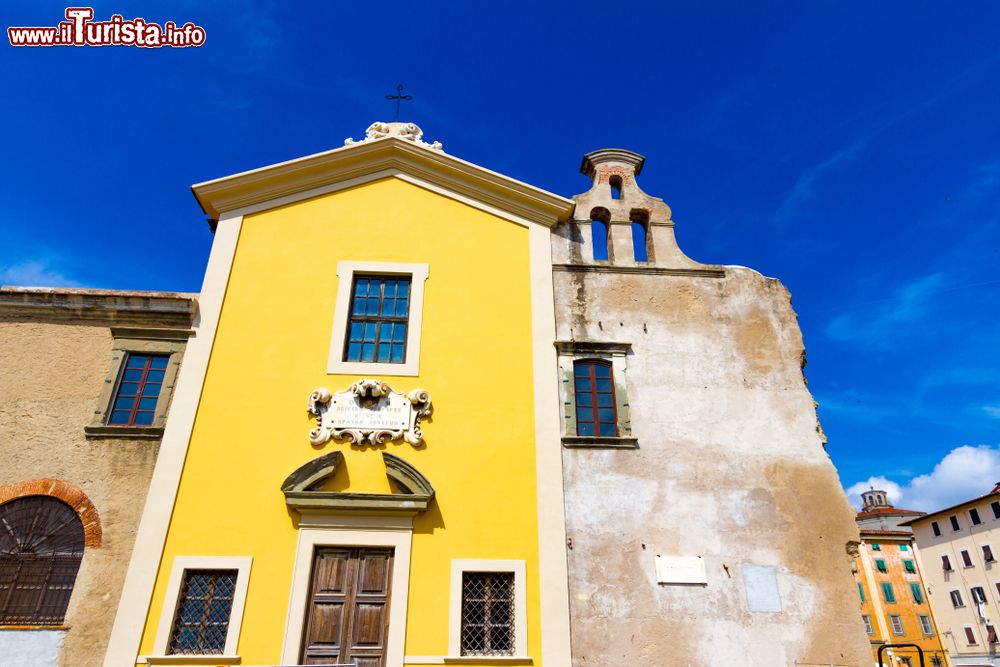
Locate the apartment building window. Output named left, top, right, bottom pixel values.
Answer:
left=556, top=342, right=634, bottom=446
left=971, top=508, right=983, bottom=525
left=942, top=555, right=953, bottom=571
left=872, top=543, right=881, bottom=551
left=573, top=360, right=619, bottom=437
left=911, top=583, right=924, bottom=604
left=889, top=614, right=904, bottom=636
left=972, top=586, right=988, bottom=604
left=951, top=589, right=965, bottom=607
left=876, top=558, right=888, bottom=573
left=904, top=560, right=916, bottom=574
left=962, top=550, right=974, bottom=567
left=882, top=583, right=895, bottom=603
left=992, top=500, right=1000, bottom=520
left=167, top=570, right=238, bottom=655
left=965, top=626, right=978, bottom=645
left=899, top=544, right=909, bottom=552
left=984, top=544, right=995, bottom=562
left=951, top=515, right=961, bottom=531
left=989, top=625, right=998, bottom=643
left=919, top=615, right=934, bottom=636
left=862, top=614, right=874, bottom=635
left=932, top=521, right=941, bottom=537
left=858, top=582, right=865, bottom=602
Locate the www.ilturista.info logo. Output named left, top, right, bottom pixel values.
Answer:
left=8, top=7, right=205, bottom=48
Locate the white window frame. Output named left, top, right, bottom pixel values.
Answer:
left=327, top=261, right=429, bottom=376
left=918, top=614, right=934, bottom=636
left=148, top=556, right=252, bottom=664
left=280, top=516, right=413, bottom=667
left=862, top=614, right=874, bottom=635
left=889, top=614, right=904, bottom=636
left=448, top=559, right=529, bottom=660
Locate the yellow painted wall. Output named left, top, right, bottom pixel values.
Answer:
left=136, top=177, right=542, bottom=665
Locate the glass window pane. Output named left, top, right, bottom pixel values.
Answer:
left=126, top=355, right=149, bottom=369
left=577, top=422, right=595, bottom=436
left=150, top=356, right=169, bottom=370
left=347, top=343, right=361, bottom=361
left=598, top=408, right=615, bottom=423
left=595, top=364, right=611, bottom=377
left=138, top=398, right=158, bottom=411
left=118, top=382, right=140, bottom=396
left=576, top=408, right=593, bottom=424
left=391, top=345, right=404, bottom=363
left=123, top=369, right=144, bottom=382
left=361, top=343, right=375, bottom=362
left=364, top=323, right=377, bottom=342
left=350, top=322, right=364, bottom=341
left=576, top=392, right=593, bottom=407
left=395, top=298, right=409, bottom=316
left=146, top=370, right=165, bottom=384
left=393, top=324, right=406, bottom=343
left=114, top=397, right=136, bottom=411
left=142, top=383, right=162, bottom=398
left=596, top=378, right=612, bottom=392
left=367, top=297, right=379, bottom=314
left=384, top=281, right=397, bottom=298
left=355, top=278, right=369, bottom=296
left=597, top=393, right=613, bottom=407
left=574, top=364, right=590, bottom=377
left=379, top=323, right=393, bottom=341
left=353, top=297, right=366, bottom=314
left=575, top=379, right=593, bottom=393
left=398, top=281, right=409, bottom=297
left=599, top=422, right=617, bottom=436
left=377, top=343, right=391, bottom=362
left=133, top=411, right=154, bottom=426
left=109, top=410, right=130, bottom=424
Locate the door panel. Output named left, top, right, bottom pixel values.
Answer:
left=301, top=547, right=394, bottom=666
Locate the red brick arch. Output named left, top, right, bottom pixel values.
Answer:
left=0, top=479, right=102, bottom=548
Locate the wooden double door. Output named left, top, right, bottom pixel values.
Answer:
left=300, top=547, right=394, bottom=667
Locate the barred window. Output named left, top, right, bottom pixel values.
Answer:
left=461, top=572, right=515, bottom=656
left=0, top=496, right=84, bottom=625
left=573, top=360, right=618, bottom=437
left=167, top=570, right=237, bottom=655
left=108, top=353, right=169, bottom=426
left=343, top=276, right=410, bottom=364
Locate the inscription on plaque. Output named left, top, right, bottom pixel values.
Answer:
left=308, top=379, right=432, bottom=446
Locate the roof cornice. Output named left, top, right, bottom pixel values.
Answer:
left=0, top=286, right=197, bottom=329
left=192, top=137, right=575, bottom=227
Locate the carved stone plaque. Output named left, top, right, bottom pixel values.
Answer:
left=308, top=379, right=432, bottom=446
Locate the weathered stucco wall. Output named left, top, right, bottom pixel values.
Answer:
left=552, top=150, right=870, bottom=666
left=0, top=288, right=194, bottom=667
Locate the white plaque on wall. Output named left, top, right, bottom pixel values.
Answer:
left=308, top=379, right=432, bottom=446
left=655, top=555, right=707, bottom=585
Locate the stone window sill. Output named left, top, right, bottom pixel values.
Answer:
left=561, top=436, right=638, bottom=449
left=143, top=656, right=240, bottom=665
left=84, top=424, right=164, bottom=440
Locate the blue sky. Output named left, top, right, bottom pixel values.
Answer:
left=2, top=2, right=999, bottom=511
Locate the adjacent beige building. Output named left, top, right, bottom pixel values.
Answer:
left=0, top=286, right=195, bottom=667
left=904, top=485, right=1000, bottom=666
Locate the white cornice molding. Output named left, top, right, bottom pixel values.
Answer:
left=191, top=137, right=574, bottom=227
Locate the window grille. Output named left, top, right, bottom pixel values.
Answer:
left=0, top=496, right=84, bottom=625
left=343, top=276, right=410, bottom=364
left=460, top=572, right=515, bottom=656
left=108, top=353, right=169, bottom=425
left=167, top=570, right=237, bottom=655
left=573, top=360, right=618, bottom=437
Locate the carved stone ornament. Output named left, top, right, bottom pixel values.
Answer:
left=344, top=121, right=443, bottom=151
left=308, top=379, right=432, bottom=446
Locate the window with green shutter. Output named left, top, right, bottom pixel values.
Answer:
left=858, top=582, right=865, bottom=602
left=899, top=544, right=909, bottom=551
left=911, top=583, right=924, bottom=604
left=872, top=543, right=881, bottom=551
left=876, top=559, right=888, bottom=573
left=904, top=560, right=916, bottom=574
left=882, top=583, right=895, bottom=603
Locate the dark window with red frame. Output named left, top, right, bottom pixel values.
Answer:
left=0, top=496, right=84, bottom=625
left=108, top=353, right=169, bottom=426
left=343, top=275, right=410, bottom=364
left=574, top=360, right=618, bottom=437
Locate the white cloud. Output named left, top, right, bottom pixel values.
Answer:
left=845, top=445, right=1000, bottom=512
left=0, top=260, right=80, bottom=288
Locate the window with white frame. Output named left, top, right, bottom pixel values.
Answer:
left=449, top=560, right=527, bottom=659
left=862, top=614, right=873, bottom=635
left=919, top=614, right=934, bottom=636
left=889, top=614, right=904, bottom=635
left=327, top=261, right=429, bottom=376
left=152, top=556, right=252, bottom=660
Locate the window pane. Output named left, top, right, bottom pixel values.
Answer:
left=347, top=342, right=361, bottom=361
left=384, top=281, right=397, bottom=298
left=150, top=356, right=169, bottom=370
left=577, top=422, right=595, bottom=436
left=350, top=322, right=364, bottom=341
left=361, top=343, right=375, bottom=362
left=574, top=364, right=590, bottom=377
left=123, top=368, right=144, bottom=382
left=126, top=355, right=149, bottom=369
left=576, top=392, right=593, bottom=407
left=391, top=345, right=405, bottom=363
left=575, top=379, right=592, bottom=393
left=138, top=398, right=158, bottom=411
left=595, top=364, right=611, bottom=378
left=133, top=412, right=154, bottom=426
left=597, top=393, right=614, bottom=407
left=597, top=408, right=615, bottom=423
left=118, top=382, right=140, bottom=396
left=142, top=383, right=162, bottom=398
left=109, top=410, right=130, bottom=424
left=379, top=323, right=393, bottom=341
left=146, top=370, right=165, bottom=384
left=595, top=379, right=612, bottom=392
left=364, top=323, right=377, bottom=342
left=576, top=408, right=594, bottom=424
left=393, top=324, right=406, bottom=343
left=355, top=278, right=369, bottom=296
left=114, top=397, right=136, bottom=411
left=377, top=343, right=391, bottom=362
left=598, top=422, right=617, bottom=436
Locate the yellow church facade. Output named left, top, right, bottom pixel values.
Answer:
left=102, top=123, right=575, bottom=667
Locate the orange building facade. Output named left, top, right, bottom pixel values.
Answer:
left=854, top=490, right=949, bottom=666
